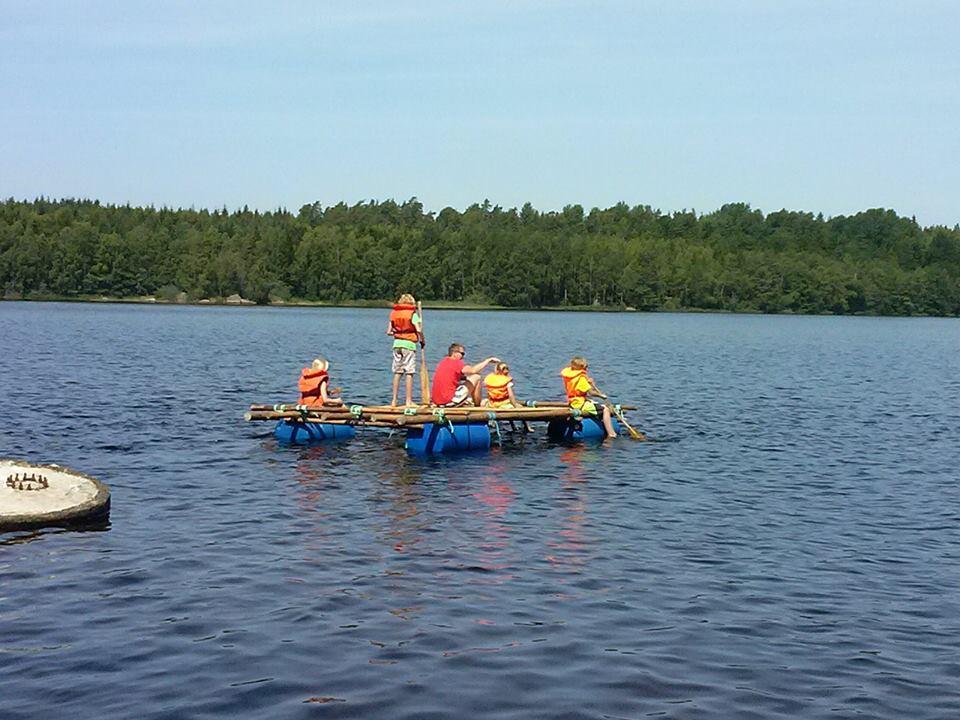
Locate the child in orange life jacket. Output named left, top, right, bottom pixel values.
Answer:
left=560, top=356, right=617, bottom=438
left=483, top=362, right=534, bottom=433
left=386, top=293, right=423, bottom=406
left=298, top=357, right=342, bottom=408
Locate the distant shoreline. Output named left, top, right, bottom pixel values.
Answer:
left=1, top=294, right=636, bottom=312
left=1, top=294, right=953, bottom=317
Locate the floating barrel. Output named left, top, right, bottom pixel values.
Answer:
left=405, top=422, right=492, bottom=455
left=274, top=419, right=356, bottom=445
left=547, top=415, right=617, bottom=441
left=1, top=459, right=110, bottom=531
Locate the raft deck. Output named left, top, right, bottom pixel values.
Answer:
left=245, top=400, right=635, bottom=428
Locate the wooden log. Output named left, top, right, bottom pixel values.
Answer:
left=249, top=402, right=351, bottom=413
left=246, top=410, right=355, bottom=422
left=359, top=404, right=582, bottom=416
left=300, top=418, right=396, bottom=428
left=394, top=407, right=575, bottom=426
left=524, top=400, right=637, bottom=410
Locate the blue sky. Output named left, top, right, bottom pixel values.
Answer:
left=2, top=0, right=958, bottom=226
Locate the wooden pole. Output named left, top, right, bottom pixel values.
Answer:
left=417, top=301, right=431, bottom=405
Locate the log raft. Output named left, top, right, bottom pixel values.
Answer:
left=248, top=399, right=637, bottom=452
left=245, top=401, right=633, bottom=427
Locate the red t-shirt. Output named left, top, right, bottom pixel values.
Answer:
left=431, top=356, right=466, bottom=405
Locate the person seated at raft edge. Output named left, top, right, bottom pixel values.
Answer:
left=483, top=361, right=534, bottom=433
left=298, top=357, right=342, bottom=408
left=431, top=343, right=500, bottom=407
left=560, top=356, right=617, bottom=438
left=386, top=293, right=424, bottom=407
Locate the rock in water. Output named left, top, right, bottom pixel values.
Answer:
left=0, top=459, right=110, bottom=531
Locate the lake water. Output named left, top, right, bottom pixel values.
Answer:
left=2, top=302, right=959, bottom=719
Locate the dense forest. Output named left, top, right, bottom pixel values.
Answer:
left=2, top=197, right=959, bottom=315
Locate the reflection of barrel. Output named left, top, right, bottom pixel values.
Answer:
left=406, top=422, right=492, bottom=455
left=274, top=419, right=356, bottom=444
left=547, top=416, right=617, bottom=441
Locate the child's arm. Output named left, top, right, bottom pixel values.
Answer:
left=414, top=316, right=424, bottom=347
left=585, top=376, right=607, bottom=400
left=319, top=379, right=343, bottom=406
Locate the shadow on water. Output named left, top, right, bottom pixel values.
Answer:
left=0, top=519, right=112, bottom=546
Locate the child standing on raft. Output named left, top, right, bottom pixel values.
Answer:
left=298, top=357, right=342, bottom=407
left=386, top=293, right=424, bottom=407
left=560, top=356, right=618, bottom=438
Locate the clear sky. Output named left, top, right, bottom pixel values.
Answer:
left=2, top=0, right=958, bottom=226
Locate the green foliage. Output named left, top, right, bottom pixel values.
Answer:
left=1, top=198, right=958, bottom=316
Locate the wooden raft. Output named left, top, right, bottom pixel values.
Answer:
left=245, top=400, right=636, bottom=428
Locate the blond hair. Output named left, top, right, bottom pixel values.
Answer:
left=570, top=356, right=588, bottom=370
left=311, top=357, right=329, bottom=372
left=397, top=293, right=416, bottom=305
left=495, top=362, right=510, bottom=374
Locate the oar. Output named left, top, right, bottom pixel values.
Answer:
left=417, top=300, right=431, bottom=405
left=594, top=385, right=646, bottom=440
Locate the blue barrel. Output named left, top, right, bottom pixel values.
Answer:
left=274, top=419, right=356, bottom=445
left=546, top=415, right=617, bottom=441
left=405, top=422, right=492, bottom=455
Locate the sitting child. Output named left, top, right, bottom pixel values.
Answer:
left=297, top=357, right=342, bottom=407
left=559, top=356, right=617, bottom=438
left=483, top=362, right=533, bottom=432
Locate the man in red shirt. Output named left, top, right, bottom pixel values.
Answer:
left=431, top=343, right=501, bottom=406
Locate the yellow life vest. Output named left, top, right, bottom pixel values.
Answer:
left=483, top=372, right=512, bottom=404
left=560, top=366, right=590, bottom=409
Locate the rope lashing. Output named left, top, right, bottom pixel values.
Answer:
left=432, top=408, right=454, bottom=433
left=571, top=407, right=582, bottom=419
left=403, top=407, right=418, bottom=415
left=350, top=404, right=364, bottom=418
left=487, top=412, right=502, bottom=445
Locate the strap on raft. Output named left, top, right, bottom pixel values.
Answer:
left=432, top=407, right=454, bottom=433
left=487, top=411, right=502, bottom=445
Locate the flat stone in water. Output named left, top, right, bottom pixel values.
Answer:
left=0, top=459, right=110, bottom=530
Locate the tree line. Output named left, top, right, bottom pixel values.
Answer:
left=2, top=197, right=959, bottom=316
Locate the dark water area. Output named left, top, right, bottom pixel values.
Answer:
left=2, top=302, right=959, bottom=719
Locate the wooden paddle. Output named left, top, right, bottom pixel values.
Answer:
left=417, top=300, right=430, bottom=405
left=593, top=384, right=646, bottom=440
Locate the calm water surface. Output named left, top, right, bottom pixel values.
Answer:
left=1, top=303, right=959, bottom=719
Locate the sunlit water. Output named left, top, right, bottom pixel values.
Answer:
left=2, top=302, right=959, bottom=719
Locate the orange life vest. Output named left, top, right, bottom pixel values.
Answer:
left=298, top=368, right=328, bottom=406
left=484, top=372, right=512, bottom=404
left=560, top=366, right=589, bottom=403
left=389, top=304, right=419, bottom=343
